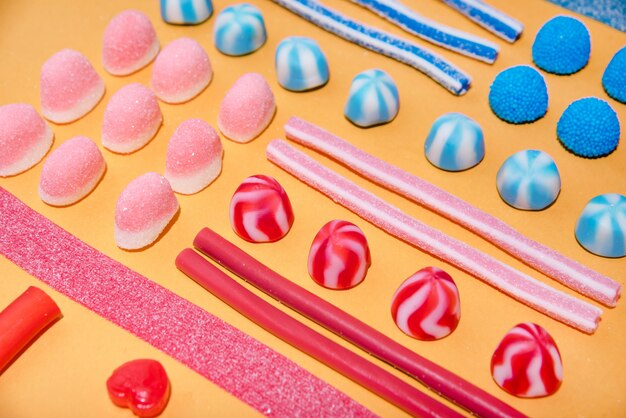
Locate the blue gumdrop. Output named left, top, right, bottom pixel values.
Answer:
left=344, top=69, right=399, bottom=128
left=275, top=37, right=329, bottom=92
left=160, top=0, right=213, bottom=25
left=602, top=46, right=626, bottom=104
left=489, top=65, right=549, bottom=124
left=213, top=3, right=266, bottom=56
left=532, top=15, right=591, bottom=75
left=575, top=193, right=626, bottom=258
left=424, top=113, right=485, bottom=171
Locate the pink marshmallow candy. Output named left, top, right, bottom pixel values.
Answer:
left=39, top=136, right=106, bottom=206
left=151, top=38, right=212, bottom=103
left=40, top=49, right=105, bottom=124
left=165, top=119, right=223, bottom=195
left=102, top=9, right=160, bottom=76
left=218, top=73, right=276, bottom=143
left=102, top=83, right=162, bottom=153
left=0, top=104, right=53, bottom=177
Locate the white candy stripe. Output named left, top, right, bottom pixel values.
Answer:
left=420, top=284, right=451, bottom=339
left=396, top=283, right=431, bottom=335
left=440, top=0, right=523, bottom=42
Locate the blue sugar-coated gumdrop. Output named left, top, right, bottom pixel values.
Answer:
left=603, top=46, right=626, bottom=104
left=424, top=113, right=485, bottom=171
left=160, top=0, right=213, bottom=25
left=344, top=69, right=399, bottom=128
left=575, top=193, right=626, bottom=258
left=275, top=37, right=329, bottom=91
left=557, top=97, right=620, bottom=158
left=489, top=66, right=549, bottom=124
left=532, top=15, right=591, bottom=75
left=496, top=150, right=561, bottom=211
left=213, top=3, right=266, bottom=56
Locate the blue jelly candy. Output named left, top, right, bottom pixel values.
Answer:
left=160, top=0, right=213, bottom=25
left=344, top=69, right=399, bottom=127
left=275, top=37, right=329, bottom=91
left=489, top=66, right=549, bottom=124
left=424, top=113, right=485, bottom=171
left=602, top=46, right=626, bottom=104
left=575, top=193, right=626, bottom=258
left=213, top=3, right=266, bottom=56
left=532, top=16, right=591, bottom=75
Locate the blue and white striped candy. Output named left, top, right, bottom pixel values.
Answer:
left=440, top=0, right=524, bottom=42
left=160, top=0, right=213, bottom=25
left=213, top=3, right=266, bottom=56
left=575, top=193, right=626, bottom=258
left=424, top=113, right=484, bottom=171
left=344, top=69, right=399, bottom=127
left=496, top=150, right=561, bottom=211
left=275, top=37, right=329, bottom=91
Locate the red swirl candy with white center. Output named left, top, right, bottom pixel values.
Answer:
left=391, top=267, right=460, bottom=340
left=491, top=322, right=563, bottom=398
left=308, top=220, right=371, bottom=290
left=229, top=175, right=294, bottom=243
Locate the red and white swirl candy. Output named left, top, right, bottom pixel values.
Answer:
left=230, top=175, right=294, bottom=243
left=308, top=220, right=371, bottom=290
left=390, top=267, right=460, bottom=341
left=491, top=322, right=563, bottom=398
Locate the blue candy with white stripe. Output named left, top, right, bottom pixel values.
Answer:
left=424, top=113, right=484, bottom=171
left=496, top=150, right=561, bottom=211
left=160, top=0, right=213, bottom=25
left=440, top=0, right=524, bottom=42
left=575, top=193, right=626, bottom=258
left=214, top=3, right=267, bottom=56
left=344, top=69, right=399, bottom=127
left=275, top=37, right=329, bottom=91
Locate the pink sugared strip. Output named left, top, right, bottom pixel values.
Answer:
left=266, top=140, right=602, bottom=334
left=284, top=117, right=622, bottom=307
left=0, top=187, right=374, bottom=418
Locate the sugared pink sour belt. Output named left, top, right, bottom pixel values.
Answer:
left=266, top=139, right=602, bottom=333
left=39, top=136, right=106, bottom=206
left=284, top=117, right=621, bottom=307
left=229, top=174, right=294, bottom=243
left=308, top=220, right=371, bottom=289
left=391, top=267, right=461, bottom=341
left=491, top=323, right=563, bottom=398
left=102, top=10, right=160, bottom=76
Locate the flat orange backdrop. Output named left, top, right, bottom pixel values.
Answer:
left=1, top=1, right=625, bottom=417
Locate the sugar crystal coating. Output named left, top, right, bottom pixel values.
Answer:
left=344, top=69, right=399, bottom=127
left=160, top=0, right=213, bottom=25
left=275, top=36, right=329, bottom=91
left=603, top=46, right=626, bottom=104
left=575, top=193, right=626, bottom=258
left=213, top=3, right=267, bottom=56
left=424, top=112, right=484, bottom=171
left=532, top=15, right=590, bottom=75
left=489, top=65, right=548, bottom=124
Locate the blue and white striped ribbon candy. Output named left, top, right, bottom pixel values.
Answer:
left=576, top=193, right=626, bottom=258
left=344, top=69, right=399, bottom=127
left=440, top=0, right=523, bottom=42
left=160, top=0, right=213, bottom=25
left=214, top=3, right=267, bottom=56
left=275, top=37, right=329, bottom=91
left=424, top=112, right=484, bottom=171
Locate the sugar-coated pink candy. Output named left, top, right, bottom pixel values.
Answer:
left=165, top=119, right=223, bottom=194
left=391, top=267, right=461, bottom=341
left=102, top=9, right=160, bottom=76
left=102, top=83, right=162, bottom=154
left=115, top=172, right=179, bottom=250
left=39, top=136, right=106, bottom=206
left=218, top=73, right=276, bottom=143
left=230, top=175, right=294, bottom=243
left=40, top=49, right=105, bottom=124
left=308, top=220, right=371, bottom=290
left=491, top=322, right=563, bottom=398
left=0, top=104, right=53, bottom=177
left=151, top=38, right=212, bottom=103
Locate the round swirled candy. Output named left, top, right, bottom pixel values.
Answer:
left=532, top=16, right=590, bottom=75
left=390, top=267, right=460, bottom=341
left=275, top=37, right=329, bottom=92
left=308, top=220, right=371, bottom=290
left=213, top=3, right=266, bottom=56
left=344, top=69, right=399, bottom=127
left=489, top=65, right=548, bottom=124
left=230, top=175, right=294, bottom=243
left=603, top=46, right=626, bottom=104
left=496, top=150, right=561, bottom=211
left=160, top=0, right=213, bottom=25
left=575, top=193, right=626, bottom=258
left=491, top=323, right=563, bottom=398
left=424, top=113, right=485, bottom=171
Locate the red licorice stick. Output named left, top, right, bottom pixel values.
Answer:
left=0, top=286, right=62, bottom=371
left=194, top=227, right=525, bottom=418
left=176, top=248, right=463, bottom=418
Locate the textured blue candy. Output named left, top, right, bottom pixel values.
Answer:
left=532, top=16, right=590, bottom=75
left=160, top=0, right=213, bottom=25
left=344, top=69, right=399, bottom=127
left=602, top=46, right=626, bottom=103
left=214, top=3, right=266, bottom=56
left=496, top=150, right=561, bottom=210
left=424, top=113, right=484, bottom=171
left=575, top=193, right=626, bottom=258
left=557, top=97, right=620, bottom=158
left=275, top=37, right=329, bottom=91
left=440, top=0, right=523, bottom=42
left=489, top=66, right=548, bottom=124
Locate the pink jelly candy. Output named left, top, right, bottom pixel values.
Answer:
left=151, top=38, right=212, bottom=103
left=0, top=103, right=53, bottom=177
left=102, top=83, right=162, bottom=154
left=230, top=174, right=294, bottom=242
left=102, top=9, right=160, bottom=76
left=218, top=73, right=276, bottom=143
left=491, top=322, right=563, bottom=398
left=165, top=119, right=223, bottom=195
left=40, top=49, right=105, bottom=124
left=39, top=136, right=106, bottom=206
left=115, top=172, right=179, bottom=250
left=391, top=267, right=461, bottom=341
left=308, top=220, right=371, bottom=290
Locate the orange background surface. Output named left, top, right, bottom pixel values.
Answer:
left=0, top=0, right=625, bottom=416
